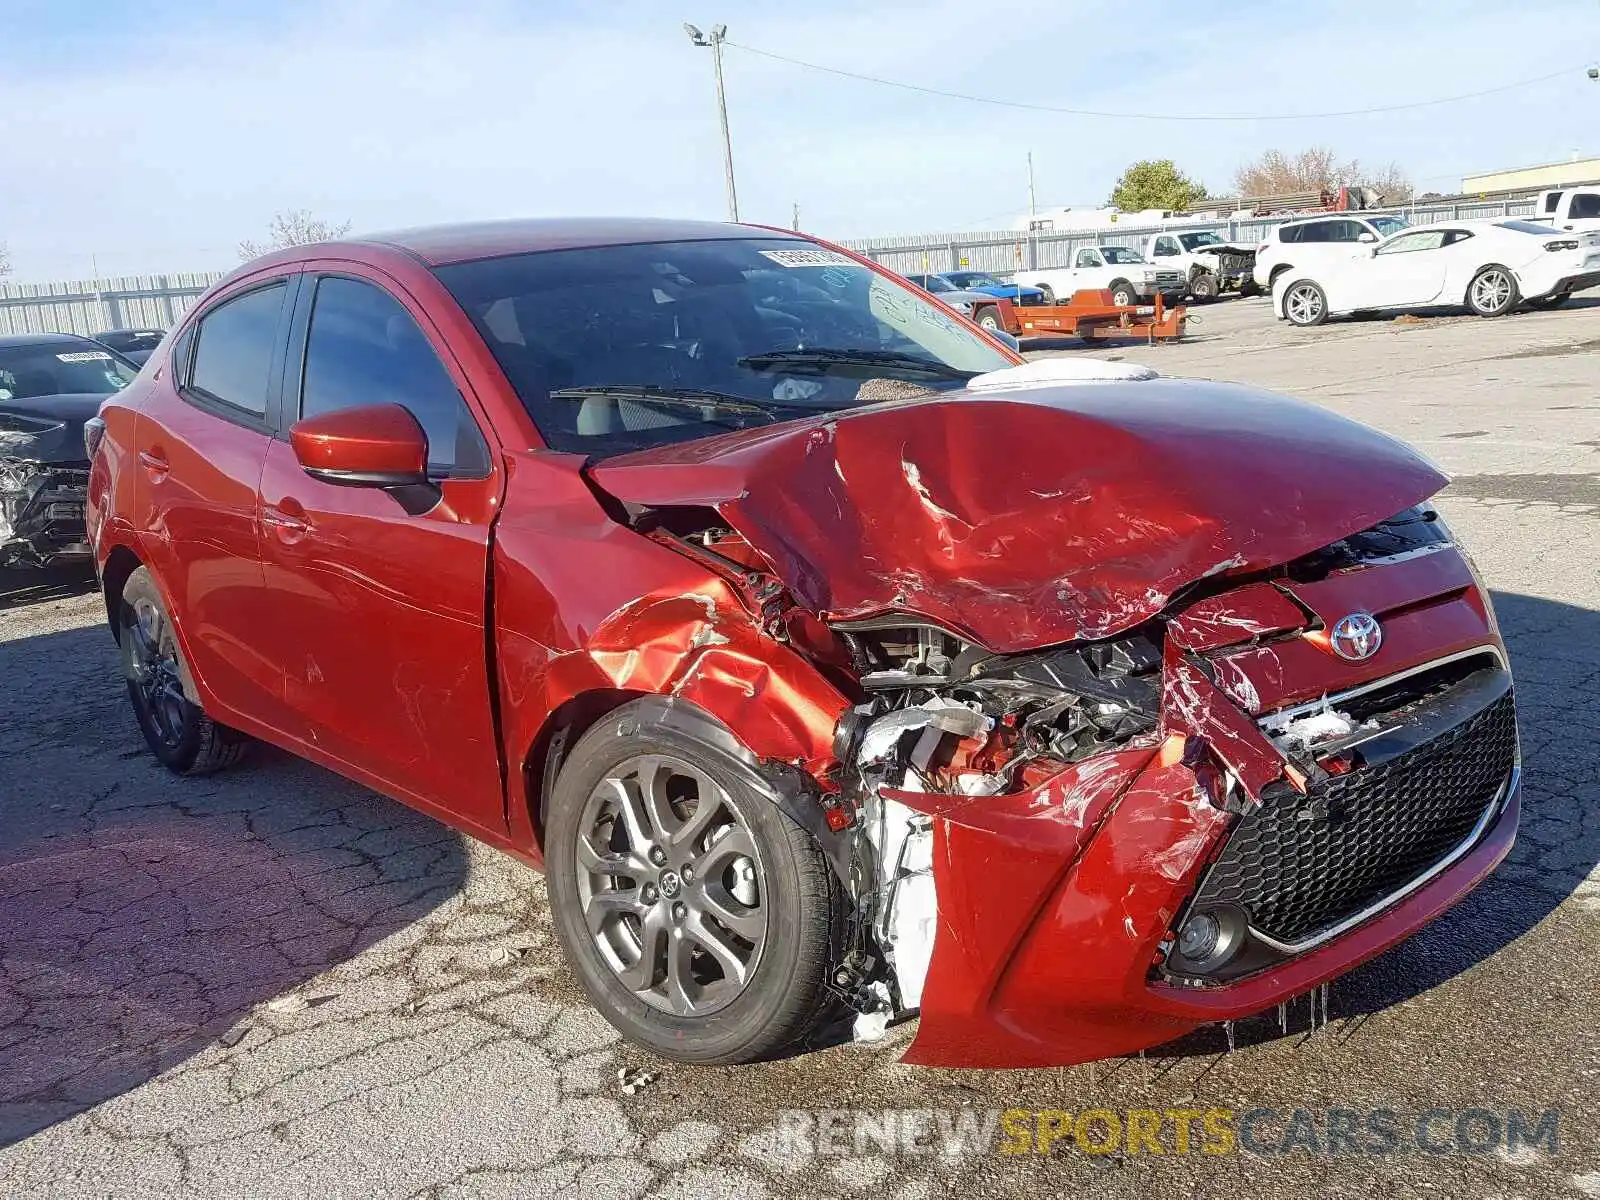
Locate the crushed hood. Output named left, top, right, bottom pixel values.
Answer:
left=0, top=394, right=103, bottom=465
left=589, top=380, right=1446, bottom=653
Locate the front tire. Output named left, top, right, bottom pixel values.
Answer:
left=974, top=306, right=1002, bottom=332
left=1036, top=284, right=1056, bottom=304
left=1109, top=279, right=1136, bottom=307
left=544, top=701, right=841, bottom=1064
left=1283, top=280, right=1329, bottom=327
left=119, top=566, right=249, bottom=775
left=1467, top=265, right=1518, bottom=317
left=1189, top=272, right=1218, bottom=302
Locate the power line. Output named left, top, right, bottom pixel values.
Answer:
left=723, top=42, right=1588, bottom=122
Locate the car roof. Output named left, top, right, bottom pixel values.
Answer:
left=335, top=217, right=801, bottom=267
left=0, top=332, right=104, bottom=350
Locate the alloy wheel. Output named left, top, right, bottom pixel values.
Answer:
left=126, top=598, right=188, bottom=749
left=574, top=754, right=768, bottom=1016
left=1471, top=269, right=1512, bottom=314
left=1286, top=283, right=1323, bottom=325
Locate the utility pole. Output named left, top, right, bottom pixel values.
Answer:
left=791, top=202, right=800, bottom=231
left=684, top=23, right=739, bottom=222
left=1027, top=151, right=1038, bottom=223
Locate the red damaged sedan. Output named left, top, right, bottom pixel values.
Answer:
left=84, top=219, right=1519, bottom=1067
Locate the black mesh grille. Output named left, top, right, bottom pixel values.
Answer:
left=1192, top=692, right=1517, bottom=946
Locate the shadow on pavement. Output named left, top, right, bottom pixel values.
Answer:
left=1154, top=589, right=1599, bottom=1059
left=0, top=624, right=470, bottom=1147
left=0, top=564, right=98, bottom=612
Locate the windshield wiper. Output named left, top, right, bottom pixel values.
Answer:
left=547, top=385, right=813, bottom=427
left=735, top=347, right=978, bottom=379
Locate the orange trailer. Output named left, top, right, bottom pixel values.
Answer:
left=1008, top=289, right=1187, bottom=344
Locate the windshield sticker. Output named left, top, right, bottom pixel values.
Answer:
left=56, top=351, right=112, bottom=362
left=759, top=249, right=855, bottom=269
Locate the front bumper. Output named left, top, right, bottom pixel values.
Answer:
left=1, top=462, right=92, bottom=567
left=897, top=551, right=1518, bottom=1068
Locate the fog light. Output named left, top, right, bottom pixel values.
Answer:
left=1167, top=904, right=1248, bottom=976
left=1177, top=912, right=1221, bottom=962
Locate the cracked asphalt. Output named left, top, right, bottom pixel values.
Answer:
left=2, top=296, right=1598, bottom=1198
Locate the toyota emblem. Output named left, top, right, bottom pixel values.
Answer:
left=1330, top=612, right=1383, bottom=661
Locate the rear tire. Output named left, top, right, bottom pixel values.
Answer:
left=544, top=700, right=842, bottom=1064
left=1466, top=265, right=1518, bottom=317
left=119, top=566, right=250, bottom=775
left=1109, top=280, right=1136, bottom=307
left=1283, top=280, right=1329, bottom=327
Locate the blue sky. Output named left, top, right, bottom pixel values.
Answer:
left=3, top=0, right=1598, bottom=281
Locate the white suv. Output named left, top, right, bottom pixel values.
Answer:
left=1253, top=214, right=1410, bottom=292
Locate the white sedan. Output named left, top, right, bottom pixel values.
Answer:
left=1274, top=219, right=1600, bottom=326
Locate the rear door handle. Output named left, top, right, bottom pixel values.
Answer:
left=262, top=504, right=310, bottom=541
left=138, top=448, right=169, bottom=480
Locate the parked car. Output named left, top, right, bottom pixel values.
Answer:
left=1252, top=214, right=1410, bottom=292
left=1, top=333, right=137, bottom=568
left=903, top=272, right=1016, bottom=332
left=93, top=328, right=166, bottom=365
left=1275, top=218, right=1600, bottom=326
left=1531, top=186, right=1600, bottom=235
left=908, top=270, right=1045, bottom=307
left=1013, top=245, right=1185, bottom=307
left=88, top=218, right=1519, bottom=1069
left=1144, top=231, right=1258, bottom=299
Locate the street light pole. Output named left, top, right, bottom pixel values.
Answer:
left=684, top=23, right=739, bottom=223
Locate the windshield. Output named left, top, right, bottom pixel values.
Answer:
left=919, top=274, right=956, bottom=293
left=1177, top=232, right=1225, bottom=250
left=0, top=342, right=137, bottom=400
left=1368, top=216, right=1408, bottom=237
left=436, top=238, right=1015, bottom=456
left=1101, top=246, right=1145, bottom=264
left=943, top=271, right=1003, bottom=289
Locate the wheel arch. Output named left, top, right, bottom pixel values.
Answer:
left=101, top=543, right=144, bottom=642
left=524, top=690, right=850, bottom=881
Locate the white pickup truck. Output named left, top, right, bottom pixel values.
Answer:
left=1013, top=245, right=1186, bottom=307
left=1144, top=230, right=1260, bottom=300
left=1532, top=187, right=1600, bottom=234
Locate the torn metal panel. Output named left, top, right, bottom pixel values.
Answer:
left=1161, top=642, right=1286, bottom=799
left=1166, top=581, right=1305, bottom=653
left=589, top=380, right=1445, bottom=654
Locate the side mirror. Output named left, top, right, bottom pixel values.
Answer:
left=290, top=403, right=441, bottom=514
left=1357, top=231, right=1377, bottom=243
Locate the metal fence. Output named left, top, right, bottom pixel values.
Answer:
left=0, top=194, right=1543, bottom=334
left=837, top=197, right=1538, bottom=276
left=0, top=273, right=224, bottom=338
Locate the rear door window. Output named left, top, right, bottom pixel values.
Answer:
left=189, top=284, right=287, bottom=416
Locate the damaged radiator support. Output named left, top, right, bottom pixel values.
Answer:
left=834, top=623, right=1166, bottom=1035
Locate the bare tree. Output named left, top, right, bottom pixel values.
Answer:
left=238, top=210, right=353, bottom=260
left=1235, top=148, right=1412, bottom=204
